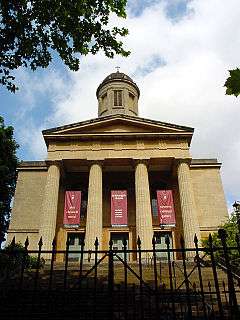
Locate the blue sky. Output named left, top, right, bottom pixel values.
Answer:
left=1, top=0, right=240, bottom=211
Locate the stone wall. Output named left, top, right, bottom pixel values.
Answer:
left=190, top=167, right=229, bottom=238
left=8, top=169, right=47, bottom=249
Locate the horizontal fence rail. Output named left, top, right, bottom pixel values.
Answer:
left=0, top=230, right=240, bottom=319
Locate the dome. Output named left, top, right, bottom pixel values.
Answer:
left=96, top=72, right=140, bottom=97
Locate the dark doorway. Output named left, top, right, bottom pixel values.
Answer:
left=111, top=232, right=129, bottom=260
left=67, top=232, right=85, bottom=261
left=154, top=232, right=173, bottom=260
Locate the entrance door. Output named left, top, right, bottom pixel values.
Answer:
left=154, top=232, right=173, bottom=260
left=111, top=232, right=129, bottom=260
left=68, top=233, right=84, bottom=262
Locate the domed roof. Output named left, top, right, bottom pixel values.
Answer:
left=96, top=71, right=140, bottom=97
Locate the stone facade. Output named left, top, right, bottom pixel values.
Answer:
left=7, top=72, right=229, bottom=258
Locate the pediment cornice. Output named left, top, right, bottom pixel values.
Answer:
left=42, top=114, right=194, bottom=146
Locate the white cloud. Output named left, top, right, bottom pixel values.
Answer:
left=17, top=0, right=240, bottom=203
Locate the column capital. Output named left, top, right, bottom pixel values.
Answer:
left=87, top=160, right=104, bottom=168
left=132, top=158, right=150, bottom=169
left=175, top=158, right=192, bottom=167
left=45, top=160, right=62, bottom=168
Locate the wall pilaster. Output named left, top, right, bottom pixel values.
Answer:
left=39, top=162, right=60, bottom=257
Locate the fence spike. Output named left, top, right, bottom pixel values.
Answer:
left=165, top=234, right=170, bottom=245
left=152, top=235, right=156, bottom=246
left=109, top=239, right=113, bottom=249
left=180, top=234, right=185, bottom=248
left=80, top=238, right=85, bottom=247
left=24, top=236, right=29, bottom=249
left=52, top=237, right=56, bottom=248
left=94, top=237, right=99, bottom=247
left=38, top=237, right=43, bottom=248
left=11, top=236, right=16, bottom=247
left=137, top=236, right=141, bottom=248
left=208, top=233, right=213, bottom=245
left=122, top=237, right=127, bottom=246
left=66, top=237, right=70, bottom=248
left=194, top=233, right=198, bottom=245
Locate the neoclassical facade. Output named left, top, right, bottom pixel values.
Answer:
left=8, top=72, right=228, bottom=259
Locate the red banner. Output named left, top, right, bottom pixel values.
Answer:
left=63, top=191, right=81, bottom=226
left=157, top=190, right=176, bottom=227
left=111, top=190, right=128, bottom=225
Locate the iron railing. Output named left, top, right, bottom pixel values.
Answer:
left=0, top=229, right=240, bottom=319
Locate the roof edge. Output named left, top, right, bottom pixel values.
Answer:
left=42, top=114, right=194, bottom=135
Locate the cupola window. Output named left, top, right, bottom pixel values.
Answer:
left=114, top=90, right=123, bottom=106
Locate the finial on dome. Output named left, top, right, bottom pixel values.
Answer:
left=115, top=66, right=120, bottom=73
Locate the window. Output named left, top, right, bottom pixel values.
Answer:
left=129, top=92, right=135, bottom=109
left=151, top=198, right=158, bottom=217
left=80, top=199, right=87, bottom=218
left=114, top=90, right=123, bottom=106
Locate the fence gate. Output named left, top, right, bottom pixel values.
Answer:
left=0, top=231, right=240, bottom=319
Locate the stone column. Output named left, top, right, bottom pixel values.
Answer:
left=135, top=160, right=153, bottom=251
left=85, top=162, right=103, bottom=251
left=177, top=160, right=200, bottom=249
left=39, top=162, right=60, bottom=257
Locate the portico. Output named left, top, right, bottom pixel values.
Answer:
left=38, top=155, right=199, bottom=259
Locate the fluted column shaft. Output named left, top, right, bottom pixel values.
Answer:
left=177, top=161, right=200, bottom=249
left=135, top=161, right=153, bottom=250
left=40, top=163, right=60, bottom=256
left=85, top=162, right=103, bottom=251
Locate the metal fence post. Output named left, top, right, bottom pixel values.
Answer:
left=166, top=235, right=176, bottom=319
left=180, top=235, right=192, bottom=319
left=218, top=228, right=239, bottom=318
left=108, top=239, right=114, bottom=319
left=194, top=234, right=207, bottom=319
left=208, top=233, right=224, bottom=319
left=48, top=237, right=56, bottom=290
left=19, top=236, right=29, bottom=290
left=34, top=237, right=43, bottom=290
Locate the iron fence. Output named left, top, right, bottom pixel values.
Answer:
left=0, top=229, right=240, bottom=319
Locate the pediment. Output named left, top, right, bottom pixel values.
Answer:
left=43, top=115, right=194, bottom=137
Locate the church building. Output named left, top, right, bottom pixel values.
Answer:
left=8, top=71, right=228, bottom=259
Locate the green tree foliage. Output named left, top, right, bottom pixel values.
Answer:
left=0, top=0, right=130, bottom=92
left=0, top=116, right=18, bottom=246
left=0, top=241, right=45, bottom=276
left=202, top=214, right=239, bottom=263
left=224, top=68, right=240, bottom=97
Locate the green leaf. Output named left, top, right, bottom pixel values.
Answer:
left=0, top=0, right=130, bottom=92
left=224, top=68, right=240, bottom=97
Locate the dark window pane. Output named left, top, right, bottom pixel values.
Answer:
left=114, top=90, right=122, bottom=106
left=80, top=199, right=87, bottom=218
left=151, top=198, right=158, bottom=216
left=118, top=90, right=122, bottom=106
left=114, top=90, right=118, bottom=106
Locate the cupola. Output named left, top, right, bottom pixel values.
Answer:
left=96, top=71, right=140, bottom=117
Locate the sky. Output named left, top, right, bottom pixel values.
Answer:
left=1, top=0, right=240, bottom=212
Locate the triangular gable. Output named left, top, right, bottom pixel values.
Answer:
left=42, top=114, right=194, bottom=136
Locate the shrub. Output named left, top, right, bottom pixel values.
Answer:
left=0, top=242, right=45, bottom=275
